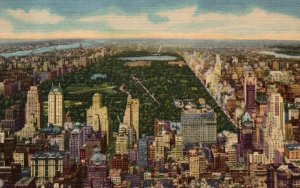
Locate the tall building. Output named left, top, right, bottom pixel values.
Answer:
left=31, top=151, right=64, bottom=183
left=48, top=84, right=64, bottom=127
left=16, top=116, right=38, bottom=139
left=123, top=94, right=139, bottom=141
left=244, top=71, right=257, bottom=113
left=173, top=135, right=183, bottom=161
left=69, top=127, right=83, bottom=160
left=86, top=93, right=109, bottom=144
left=25, top=86, right=42, bottom=129
left=115, top=134, right=128, bottom=155
left=84, top=147, right=111, bottom=188
left=264, top=93, right=285, bottom=163
left=188, top=149, right=207, bottom=180
left=154, top=134, right=165, bottom=161
left=138, top=134, right=147, bottom=167
left=269, top=93, right=286, bottom=136
left=181, top=108, right=217, bottom=144
left=1, top=101, right=25, bottom=132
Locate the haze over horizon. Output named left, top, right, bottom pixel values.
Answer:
left=0, top=0, right=300, bottom=41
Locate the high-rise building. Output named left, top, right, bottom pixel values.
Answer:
left=244, top=71, right=257, bottom=113
left=86, top=93, right=109, bottom=144
left=263, top=93, right=285, bottom=163
left=69, top=128, right=83, bottom=160
left=31, top=151, right=64, bottom=183
left=84, top=147, right=112, bottom=188
left=269, top=93, right=286, bottom=136
left=173, top=135, right=183, bottom=161
left=115, top=133, right=128, bottom=155
left=181, top=108, right=217, bottom=144
left=138, top=134, right=147, bottom=167
left=48, top=84, right=64, bottom=127
left=123, top=94, right=139, bottom=141
left=154, top=135, right=165, bottom=161
left=16, top=117, right=38, bottom=139
left=1, top=101, right=25, bottom=132
left=25, top=86, right=42, bottom=129
left=189, top=149, right=200, bottom=180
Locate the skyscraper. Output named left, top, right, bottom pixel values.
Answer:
left=269, top=93, right=285, bottom=136
left=123, top=94, right=140, bottom=141
left=138, top=134, right=147, bottom=167
left=25, top=85, right=42, bottom=129
left=244, top=72, right=257, bottom=113
left=69, top=127, right=83, bottom=160
left=48, top=84, right=64, bottom=127
left=86, top=93, right=109, bottom=144
left=181, top=108, right=217, bottom=144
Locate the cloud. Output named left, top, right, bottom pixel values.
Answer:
left=0, top=19, right=13, bottom=35
left=77, top=7, right=300, bottom=40
left=7, top=9, right=64, bottom=24
left=1, top=7, right=300, bottom=40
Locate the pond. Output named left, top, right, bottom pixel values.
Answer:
left=90, top=73, right=108, bottom=80
left=118, top=55, right=177, bottom=61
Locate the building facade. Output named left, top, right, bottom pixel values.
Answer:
left=181, top=108, right=217, bottom=144
left=48, top=84, right=64, bottom=127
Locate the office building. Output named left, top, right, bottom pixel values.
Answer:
left=48, top=84, right=64, bottom=127
left=244, top=71, right=257, bottom=112
left=25, top=85, right=42, bottom=129
left=123, top=94, right=139, bottom=141
left=31, top=151, right=64, bottom=183
left=86, top=93, right=109, bottom=144
left=181, top=108, right=217, bottom=144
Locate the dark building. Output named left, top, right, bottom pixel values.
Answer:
left=0, top=163, right=22, bottom=187
left=267, top=163, right=300, bottom=188
left=244, top=72, right=257, bottom=113
left=4, top=136, right=17, bottom=165
left=110, top=154, right=129, bottom=172
left=138, top=134, right=147, bottom=167
left=84, top=147, right=112, bottom=188
left=1, top=100, right=25, bottom=132
left=211, top=146, right=227, bottom=172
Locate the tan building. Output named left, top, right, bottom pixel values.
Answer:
left=284, top=144, right=300, bottom=160
left=25, top=85, right=43, bottom=129
left=123, top=94, right=139, bottom=141
left=48, top=84, right=64, bottom=127
left=115, top=134, right=128, bottom=155
left=86, top=93, right=109, bottom=143
left=16, top=120, right=38, bottom=139
left=172, top=135, right=183, bottom=161
left=154, top=135, right=165, bottom=161
left=31, top=151, right=64, bottom=183
left=13, top=148, right=28, bottom=167
left=188, top=149, right=207, bottom=180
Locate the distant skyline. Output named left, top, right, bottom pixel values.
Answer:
left=0, top=0, right=300, bottom=40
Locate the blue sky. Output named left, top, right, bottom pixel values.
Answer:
left=0, top=0, right=300, bottom=40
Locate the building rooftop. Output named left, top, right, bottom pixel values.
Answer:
left=32, top=151, right=64, bottom=159
left=285, top=143, right=300, bottom=151
left=14, top=177, right=35, bottom=186
left=256, top=92, right=268, bottom=104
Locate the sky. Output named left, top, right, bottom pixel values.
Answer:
left=0, top=0, right=300, bottom=40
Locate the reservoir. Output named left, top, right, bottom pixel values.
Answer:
left=118, top=55, right=177, bottom=61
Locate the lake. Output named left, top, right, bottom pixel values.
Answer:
left=259, top=51, right=300, bottom=59
left=118, top=55, right=177, bottom=61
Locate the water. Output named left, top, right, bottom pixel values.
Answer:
left=0, top=40, right=103, bottom=58
left=259, top=51, right=300, bottom=59
left=118, top=55, right=177, bottom=61
left=91, top=73, right=108, bottom=80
